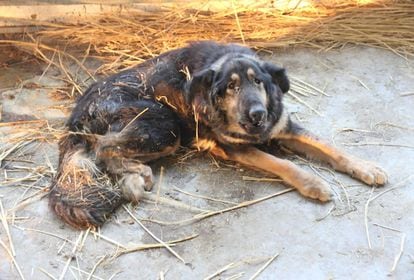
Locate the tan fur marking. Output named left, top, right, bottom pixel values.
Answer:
left=276, top=133, right=347, bottom=167
left=193, top=138, right=217, bottom=151
left=219, top=134, right=251, bottom=144
left=257, top=83, right=267, bottom=105
left=210, top=145, right=229, bottom=160
left=270, top=109, right=289, bottom=137
left=247, top=68, right=255, bottom=79
left=231, top=73, right=240, bottom=82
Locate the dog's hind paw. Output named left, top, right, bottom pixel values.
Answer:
left=119, top=166, right=154, bottom=203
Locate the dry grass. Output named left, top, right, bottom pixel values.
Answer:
left=203, top=254, right=279, bottom=280
left=1, top=0, right=412, bottom=82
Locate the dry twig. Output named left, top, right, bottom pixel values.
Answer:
left=147, top=188, right=294, bottom=226
left=248, top=253, right=279, bottom=280
left=0, top=199, right=15, bottom=256
left=390, top=233, right=406, bottom=274
left=204, top=262, right=238, bottom=280
left=173, top=186, right=237, bottom=205
left=123, top=205, right=187, bottom=264
left=58, top=232, right=84, bottom=280
left=0, top=239, right=25, bottom=280
left=364, top=175, right=414, bottom=249
left=86, top=255, right=106, bottom=280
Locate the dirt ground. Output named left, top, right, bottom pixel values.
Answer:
left=0, top=46, right=413, bottom=280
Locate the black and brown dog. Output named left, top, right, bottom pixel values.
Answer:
left=50, top=41, right=387, bottom=228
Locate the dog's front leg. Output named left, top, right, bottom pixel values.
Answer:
left=274, top=121, right=387, bottom=186
left=210, top=145, right=332, bottom=202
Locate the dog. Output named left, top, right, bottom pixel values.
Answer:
left=49, top=41, right=387, bottom=229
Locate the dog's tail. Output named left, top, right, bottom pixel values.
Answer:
left=49, top=135, right=123, bottom=229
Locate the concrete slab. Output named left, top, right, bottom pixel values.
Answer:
left=0, top=46, right=413, bottom=279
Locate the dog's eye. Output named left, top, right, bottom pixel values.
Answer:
left=254, top=78, right=261, bottom=85
left=228, top=82, right=235, bottom=90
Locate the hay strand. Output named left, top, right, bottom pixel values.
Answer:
left=204, top=262, right=238, bottom=280
left=58, top=232, right=84, bottom=280
left=115, top=234, right=198, bottom=257
left=248, top=253, right=280, bottom=280
left=0, top=239, right=25, bottom=280
left=364, top=175, right=414, bottom=249
left=0, top=199, right=16, bottom=257
left=342, top=142, right=414, bottom=149
left=86, top=255, right=106, bottom=280
left=143, top=192, right=210, bottom=213
left=390, top=233, right=406, bottom=274
left=38, top=268, right=57, bottom=280
left=147, top=188, right=294, bottom=226
left=123, top=205, right=187, bottom=264
left=173, top=186, right=237, bottom=205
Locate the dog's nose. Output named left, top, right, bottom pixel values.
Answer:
left=249, top=106, right=266, bottom=126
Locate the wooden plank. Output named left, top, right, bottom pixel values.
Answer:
left=0, top=0, right=256, bottom=33
left=0, top=2, right=170, bottom=32
left=0, top=4, right=149, bottom=22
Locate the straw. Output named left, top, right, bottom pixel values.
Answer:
left=2, top=1, right=412, bottom=84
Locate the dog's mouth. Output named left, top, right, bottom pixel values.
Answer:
left=239, top=121, right=267, bottom=135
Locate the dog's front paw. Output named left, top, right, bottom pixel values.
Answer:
left=295, top=174, right=333, bottom=202
left=347, top=160, right=388, bottom=186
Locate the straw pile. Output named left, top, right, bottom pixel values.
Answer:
left=0, top=0, right=412, bottom=78
left=27, top=0, right=413, bottom=75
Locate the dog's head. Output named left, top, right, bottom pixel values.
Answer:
left=188, top=55, right=289, bottom=144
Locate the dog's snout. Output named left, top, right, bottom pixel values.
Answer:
left=249, top=106, right=266, bottom=126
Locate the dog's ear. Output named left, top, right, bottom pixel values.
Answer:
left=186, top=69, right=214, bottom=104
left=187, top=69, right=215, bottom=103
left=262, top=62, right=290, bottom=93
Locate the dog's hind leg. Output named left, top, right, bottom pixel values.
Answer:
left=275, top=120, right=387, bottom=186
left=95, top=101, right=181, bottom=203
left=50, top=100, right=180, bottom=229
